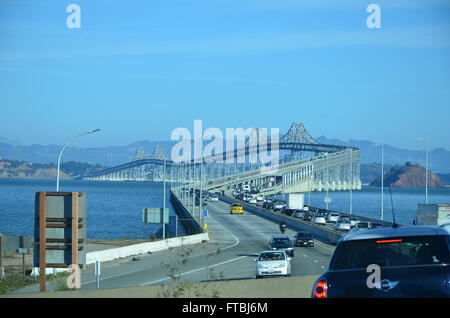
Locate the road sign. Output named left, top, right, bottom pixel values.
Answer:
left=142, top=208, right=169, bottom=224
left=33, top=191, right=87, bottom=292
left=16, top=248, right=28, bottom=254
left=203, top=210, right=208, bottom=217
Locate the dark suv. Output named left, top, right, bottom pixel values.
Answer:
left=293, top=231, right=314, bottom=247
left=269, top=236, right=295, bottom=257
left=312, top=225, right=450, bottom=298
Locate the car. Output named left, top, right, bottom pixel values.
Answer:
left=283, top=209, right=296, bottom=216
left=263, top=199, right=274, bottom=209
left=311, top=225, right=450, bottom=298
left=273, top=201, right=286, bottom=211
left=242, top=184, right=251, bottom=192
left=293, top=231, right=314, bottom=247
left=348, top=217, right=359, bottom=227
left=335, top=220, right=351, bottom=231
left=230, top=203, right=244, bottom=214
left=369, top=222, right=383, bottom=229
left=294, top=211, right=305, bottom=219
left=327, top=213, right=341, bottom=223
left=248, top=197, right=257, bottom=204
left=303, top=212, right=315, bottom=222
left=352, top=221, right=370, bottom=231
left=313, top=213, right=327, bottom=225
left=210, top=195, right=219, bottom=202
left=268, top=236, right=295, bottom=257
left=256, top=199, right=264, bottom=207
left=255, top=250, right=292, bottom=278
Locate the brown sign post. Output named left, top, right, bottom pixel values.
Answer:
left=34, top=191, right=86, bottom=292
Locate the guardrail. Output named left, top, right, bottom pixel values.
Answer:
left=217, top=195, right=343, bottom=245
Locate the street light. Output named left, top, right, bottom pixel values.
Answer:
left=56, top=129, right=102, bottom=192
left=416, top=137, right=429, bottom=204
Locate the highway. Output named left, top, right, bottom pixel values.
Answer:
left=13, top=199, right=334, bottom=294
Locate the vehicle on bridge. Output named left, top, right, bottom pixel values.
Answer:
left=230, top=203, right=244, bottom=214
left=269, top=236, right=294, bottom=257
left=351, top=221, right=370, bottom=231
left=210, top=194, right=219, bottom=202
left=255, top=250, right=292, bottom=279
left=335, top=220, right=351, bottom=231
left=303, top=212, right=315, bottom=222
left=313, top=213, right=327, bottom=225
left=327, top=212, right=341, bottom=223
left=293, top=231, right=314, bottom=247
left=273, top=201, right=286, bottom=211
left=312, top=225, right=450, bottom=298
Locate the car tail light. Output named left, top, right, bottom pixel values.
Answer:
left=313, top=279, right=327, bottom=298
left=376, top=238, right=402, bottom=244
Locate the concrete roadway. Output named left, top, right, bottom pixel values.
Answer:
left=13, top=199, right=335, bottom=294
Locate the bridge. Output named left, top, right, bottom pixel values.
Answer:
left=80, top=123, right=361, bottom=195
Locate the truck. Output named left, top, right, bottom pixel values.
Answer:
left=415, top=204, right=450, bottom=226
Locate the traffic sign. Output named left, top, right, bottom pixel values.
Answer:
left=203, top=210, right=208, bottom=217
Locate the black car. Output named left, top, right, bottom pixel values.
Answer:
left=269, top=236, right=295, bottom=257
left=312, top=225, right=450, bottom=298
left=283, top=209, right=296, bottom=216
left=293, top=231, right=314, bottom=247
left=303, top=212, right=315, bottom=222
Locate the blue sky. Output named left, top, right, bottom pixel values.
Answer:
left=0, top=0, right=449, bottom=150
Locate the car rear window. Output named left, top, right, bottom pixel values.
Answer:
left=330, top=235, right=450, bottom=270
left=259, top=252, right=286, bottom=261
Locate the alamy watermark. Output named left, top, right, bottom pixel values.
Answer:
left=170, top=120, right=280, bottom=173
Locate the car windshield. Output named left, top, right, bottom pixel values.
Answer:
left=358, top=222, right=369, bottom=228
left=330, top=235, right=450, bottom=270
left=259, top=252, right=286, bottom=261
left=273, top=238, right=291, bottom=245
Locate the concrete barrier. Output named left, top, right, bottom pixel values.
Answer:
left=86, top=232, right=209, bottom=264
left=170, top=190, right=204, bottom=235
left=219, top=195, right=343, bottom=245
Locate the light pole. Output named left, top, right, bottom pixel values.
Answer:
left=349, top=148, right=353, bottom=215
left=417, top=137, right=429, bottom=204
left=56, top=129, right=102, bottom=192
left=163, top=159, right=166, bottom=239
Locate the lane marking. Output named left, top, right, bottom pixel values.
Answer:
left=83, top=201, right=242, bottom=286
left=141, top=255, right=248, bottom=286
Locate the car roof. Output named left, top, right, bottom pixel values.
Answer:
left=341, top=225, right=450, bottom=242
left=259, top=250, right=287, bottom=255
left=272, top=236, right=290, bottom=240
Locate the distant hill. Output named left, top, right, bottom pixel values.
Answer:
left=1, top=136, right=450, bottom=173
left=0, top=159, right=107, bottom=179
left=369, top=162, right=445, bottom=188
left=317, top=136, right=450, bottom=173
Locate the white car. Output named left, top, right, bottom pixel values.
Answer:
left=335, top=220, right=351, bottom=231
left=210, top=195, right=219, bottom=202
left=255, top=250, right=291, bottom=278
left=248, top=198, right=257, bottom=204
left=327, top=213, right=340, bottom=223
left=313, top=214, right=327, bottom=225
left=348, top=217, right=359, bottom=227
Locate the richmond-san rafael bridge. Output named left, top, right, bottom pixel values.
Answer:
left=80, top=123, right=361, bottom=197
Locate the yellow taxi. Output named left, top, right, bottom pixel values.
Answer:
left=230, top=203, right=244, bottom=214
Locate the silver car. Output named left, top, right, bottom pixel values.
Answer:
left=313, top=214, right=327, bottom=225
left=327, top=213, right=340, bottom=223
left=255, top=250, right=291, bottom=278
left=335, top=220, right=351, bottom=231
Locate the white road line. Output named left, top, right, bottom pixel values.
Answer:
left=314, top=260, right=318, bottom=263
left=141, top=255, right=248, bottom=286
left=303, top=254, right=308, bottom=258
left=83, top=202, right=241, bottom=286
